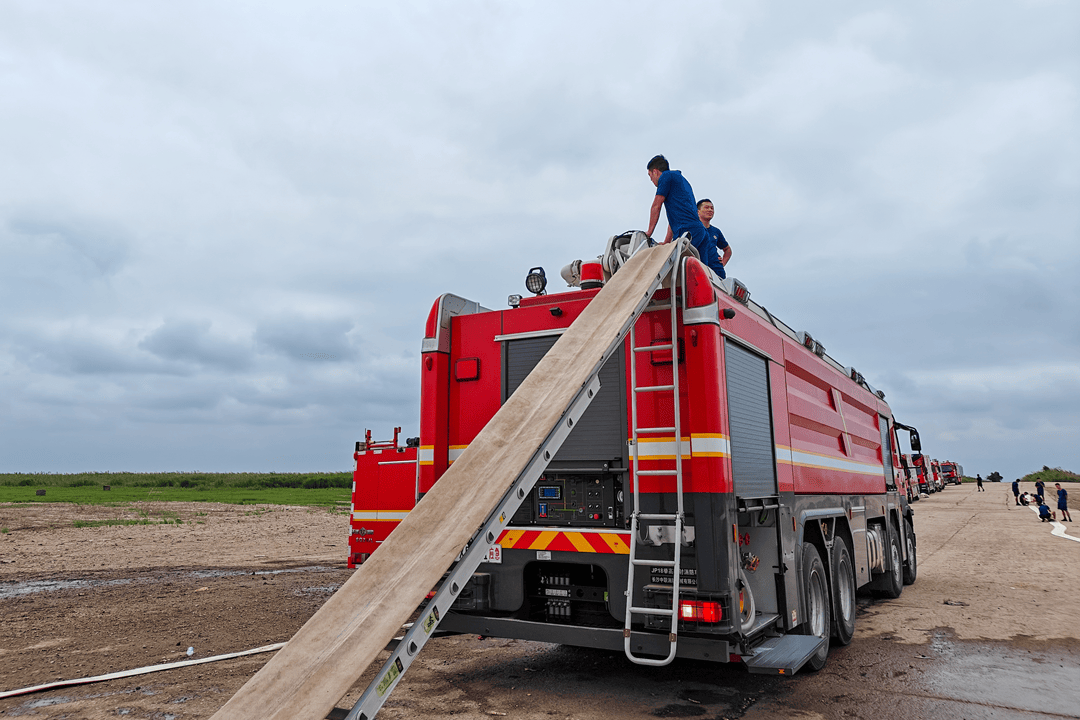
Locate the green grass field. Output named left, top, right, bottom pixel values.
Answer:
left=0, top=472, right=353, bottom=507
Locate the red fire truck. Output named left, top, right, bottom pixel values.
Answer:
left=929, top=460, right=945, bottom=491
left=347, top=428, right=418, bottom=567
left=908, top=454, right=933, bottom=495
left=938, top=461, right=963, bottom=486
left=351, top=235, right=920, bottom=675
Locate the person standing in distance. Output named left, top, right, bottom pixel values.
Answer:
left=1057, top=483, right=1072, bottom=522
left=976, top=474, right=984, bottom=491
left=646, top=155, right=725, bottom=278
left=697, top=199, right=732, bottom=274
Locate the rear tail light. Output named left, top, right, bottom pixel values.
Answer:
left=679, top=600, right=722, bottom=623
left=683, top=257, right=715, bottom=308
left=424, top=297, right=441, bottom=339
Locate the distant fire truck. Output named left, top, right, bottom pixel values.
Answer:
left=938, top=461, right=963, bottom=485
left=898, top=454, right=919, bottom=503
left=907, top=454, right=935, bottom=495
left=350, top=233, right=920, bottom=675
left=929, top=460, right=945, bottom=491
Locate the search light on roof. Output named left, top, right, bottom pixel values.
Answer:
left=526, top=267, right=547, bottom=296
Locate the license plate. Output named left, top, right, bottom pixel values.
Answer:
left=486, top=544, right=502, bottom=564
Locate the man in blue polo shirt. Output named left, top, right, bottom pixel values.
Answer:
left=645, top=155, right=725, bottom=278
left=697, top=198, right=732, bottom=272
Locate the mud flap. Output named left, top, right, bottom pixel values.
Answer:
left=741, top=634, right=829, bottom=675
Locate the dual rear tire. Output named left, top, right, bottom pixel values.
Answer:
left=903, top=518, right=917, bottom=586
left=830, top=538, right=856, bottom=646
left=796, top=543, right=831, bottom=671
left=877, top=526, right=904, bottom=599
left=799, top=524, right=908, bottom=671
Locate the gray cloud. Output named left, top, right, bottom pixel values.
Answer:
left=0, top=1, right=1075, bottom=477
left=139, top=318, right=252, bottom=371
left=254, top=316, right=357, bottom=362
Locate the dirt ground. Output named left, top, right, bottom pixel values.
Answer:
left=1, top=484, right=1078, bottom=719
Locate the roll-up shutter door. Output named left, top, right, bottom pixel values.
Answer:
left=504, top=336, right=626, bottom=465
left=725, top=339, right=777, bottom=499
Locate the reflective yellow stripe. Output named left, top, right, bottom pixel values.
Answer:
left=565, top=532, right=595, bottom=553
left=530, top=531, right=558, bottom=550
left=500, top=529, right=526, bottom=547
left=600, top=533, right=630, bottom=554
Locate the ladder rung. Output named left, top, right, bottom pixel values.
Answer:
left=635, top=426, right=676, bottom=434
left=633, top=344, right=673, bottom=353
left=637, top=513, right=679, bottom=520
left=633, top=558, right=676, bottom=567
left=628, top=606, right=674, bottom=616
left=636, top=470, right=678, bottom=476
left=647, top=303, right=673, bottom=311
left=635, top=385, right=675, bottom=393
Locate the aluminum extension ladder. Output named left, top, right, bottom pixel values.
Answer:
left=343, top=240, right=686, bottom=720
left=623, top=263, right=686, bottom=667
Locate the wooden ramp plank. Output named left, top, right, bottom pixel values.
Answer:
left=210, top=242, right=680, bottom=720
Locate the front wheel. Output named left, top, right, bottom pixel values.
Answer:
left=796, top=543, right=831, bottom=671
left=830, top=538, right=856, bottom=645
left=903, top=518, right=917, bottom=586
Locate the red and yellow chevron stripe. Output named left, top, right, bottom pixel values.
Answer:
left=496, top=529, right=630, bottom=554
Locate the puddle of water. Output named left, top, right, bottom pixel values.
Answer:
left=0, top=566, right=340, bottom=600
left=0, top=578, right=133, bottom=600
left=187, top=565, right=335, bottom=579
left=926, top=635, right=1080, bottom=717
left=25, top=696, right=72, bottom=709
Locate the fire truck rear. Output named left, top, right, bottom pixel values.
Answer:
left=354, top=238, right=920, bottom=674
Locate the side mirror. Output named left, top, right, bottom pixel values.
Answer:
left=909, top=428, right=922, bottom=453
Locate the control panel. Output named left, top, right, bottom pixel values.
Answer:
left=511, top=473, right=624, bottom=528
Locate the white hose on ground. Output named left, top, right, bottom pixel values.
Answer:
left=1024, top=504, right=1080, bottom=543
left=0, top=642, right=286, bottom=700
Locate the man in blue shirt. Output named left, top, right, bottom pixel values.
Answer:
left=1038, top=500, right=1053, bottom=522
left=1056, top=483, right=1072, bottom=522
left=646, top=155, right=725, bottom=278
left=1012, top=479, right=1020, bottom=505
left=697, top=198, right=732, bottom=274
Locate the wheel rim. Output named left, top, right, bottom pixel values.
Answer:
left=809, top=566, right=827, bottom=637
left=891, top=540, right=902, bottom=584
left=838, top=554, right=854, bottom=624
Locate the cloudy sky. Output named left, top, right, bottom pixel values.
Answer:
left=1, top=1, right=1076, bottom=480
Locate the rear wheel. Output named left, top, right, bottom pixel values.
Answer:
left=796, top=543, right=830, bottom=671
left=877, top=525, right=904, bottom=599
left=902, top=518, right=917, bottom=586
left=830, top=538, right=856, bottom=645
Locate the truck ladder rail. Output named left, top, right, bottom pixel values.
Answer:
left=623, top=245, right=686, bottom=667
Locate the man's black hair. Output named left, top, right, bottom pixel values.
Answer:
left=647, top=155, right=669, bottom=172
left=696, top=198, right=712, bottom=209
